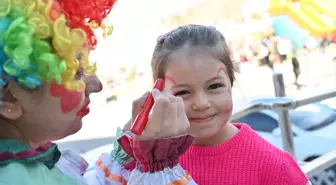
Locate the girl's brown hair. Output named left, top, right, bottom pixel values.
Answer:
left=151, top=24, right=235, bottom=86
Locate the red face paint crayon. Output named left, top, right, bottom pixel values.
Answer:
left=130, top=78, right=164, bottom=135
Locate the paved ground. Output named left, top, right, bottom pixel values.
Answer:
left=57, top=50, right=336, bottom=154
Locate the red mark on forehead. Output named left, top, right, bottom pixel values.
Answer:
left=217, top=66, right=225, bottom=76
left=164, top=75, right=176, bottom=85
left=217, top=66, right=232, bottom=89
left=50, top=82, right=83, bottom=114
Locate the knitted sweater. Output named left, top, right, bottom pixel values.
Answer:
left=179, top=123, right=309, bottom=185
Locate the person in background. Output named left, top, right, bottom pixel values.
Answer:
left=277, top=36, right=292, bottom=63
left=267, top=39, right=279, bottom=69
left=292, top=51, right=302, bottom=89
left=320, top=33, right=330, bottom=52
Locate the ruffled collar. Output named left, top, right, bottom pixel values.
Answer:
left=0, top=139, right=61, bottom=169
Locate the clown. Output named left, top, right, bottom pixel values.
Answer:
left=0, top=0, right=136, bottom=184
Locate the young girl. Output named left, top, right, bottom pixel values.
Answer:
left=115, top=24, right=311, bottom=185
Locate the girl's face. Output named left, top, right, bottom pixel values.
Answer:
left=163, top=51, right=233, bottom=139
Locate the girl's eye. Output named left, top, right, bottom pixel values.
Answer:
left=208, top=83, right=225, bottom=90
left=174, top=90, right=189, bottom=96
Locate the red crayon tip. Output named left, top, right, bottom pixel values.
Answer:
left=130, top=78, right=164, bottom=135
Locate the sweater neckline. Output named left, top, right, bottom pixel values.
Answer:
left=186, top=123, right=252, bottom=156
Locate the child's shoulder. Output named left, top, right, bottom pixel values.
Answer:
left=245, top=126, right=294, bottom=163
left=258, top=150, right=309, bottom=184
left=236, top=123, right=287, bottom=154
left=243, top=129, right=309, bottom=184
left=237, top=123, right=303, bottom=167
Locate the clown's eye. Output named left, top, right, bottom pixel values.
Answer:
left=75, top=69, right=84, bottom=79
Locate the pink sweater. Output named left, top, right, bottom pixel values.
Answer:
left=179, top=123, right=309, bottom=185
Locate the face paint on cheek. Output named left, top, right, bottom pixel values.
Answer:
left=224, top=104, right=233, bottom=115
left=216, top=67, right=233, bottom=115
left=49, top=82, right=83, bottom=114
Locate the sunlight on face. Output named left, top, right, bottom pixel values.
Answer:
left=164, top=51, right=233, bottom=138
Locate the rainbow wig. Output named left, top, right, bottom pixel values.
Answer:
left=0, top=0, right=116, bottom=93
